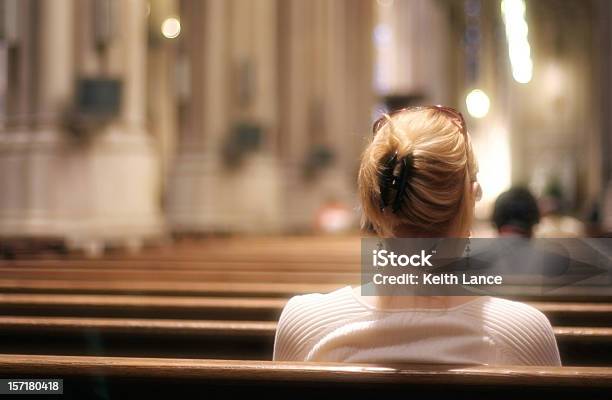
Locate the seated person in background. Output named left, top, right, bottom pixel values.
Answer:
left=492, top=187, right=540, bottom=237
left=488, top=187, right=569, bottom=277
left=273, top=106, right=561, bottom=366
left=536, top=184, right=585, bottom=237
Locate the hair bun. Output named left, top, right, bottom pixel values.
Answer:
left=359, top=106, right=476, bottom=237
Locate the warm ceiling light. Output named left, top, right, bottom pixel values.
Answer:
left=466, top=89, right=490, bottom=119
left=501, top=0, right=532, bottom=83
left=161, top=17, right=181, bottom=39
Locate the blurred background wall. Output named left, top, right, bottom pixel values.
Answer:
left=0, top=0, right=610, bottom=250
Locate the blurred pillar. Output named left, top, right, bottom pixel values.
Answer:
left=374, top=0, right=451, bottom=104
left=320, top=0, right=373, bottom=217
left=175, top=0, right=205, bottom=152
left=147, top=0, right=179, bottom=195
left=598, top=0, right=612, bottom=230
left=0, top=0, right=164, bottom=252
left=599, top=0, right=612, bottom=189
left=330, top=0, right=374, bottom=184
left=0, top=0, right=44, bottom=237
left=120, top=0, right=147, bottom=129
left=203, top=0, right=230, bottom=152
left=73, top=0, right=151, bottom=131
left=36, top=0, right=73, bottom=127
left=15, top=0, right=35, bottom=126
left=278, top=0, right=309, bottom=164
left=167, top=0, right=282, bottom=233
left=250, top=0, right=278, bottom=152
left=71, top=0, right=164, bottom=250
left=166, top=0, right=226, bottom=232
left=167, top=0, right=373, bottom=234
left=279, top=0, right=374, bottom=231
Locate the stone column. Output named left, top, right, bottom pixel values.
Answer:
left=23, top=0, right=74, bottom=230
left=166, top=0, right=231, bottom=231
left=281, top=0, right=309, bottom=163
left=277, top=0, right=316, bottom=229
left=120, top=0, right=147, bottom=130
left=374, top=0, right=451, bottom=103
left=278, top=0, right=374, bottom=231
left=36, top=0, right=73, bottom=128
left=597, top=0, right=612, bottom=230
left=147, top=0, right=179, bottom=192
left=0, top=0, right=164, bottom=253
left=0, top=0, right=45, bottom=238
left=224, top=0, right=282, bottom=232
left=168, top=0, right=283, bottom=233
left=0, top=0, right=74, bottom=237
left=251, top=0, right=278, bottom=151
left=15, top=0, right=35, bottom=126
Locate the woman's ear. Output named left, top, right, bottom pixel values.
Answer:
left=472, top=181, right=482, bottom=202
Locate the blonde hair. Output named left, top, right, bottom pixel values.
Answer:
left=358, top=107, right=478, bottom=237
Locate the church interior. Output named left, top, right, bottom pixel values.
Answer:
left=0, top=0, right=611, bottom=398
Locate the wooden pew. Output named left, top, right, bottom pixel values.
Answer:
left=0, top=278, right=610, bottom=303
left=0, top=317, right=274, bottom=360
left=0, top=259, right=360, bottom=272
left=0, top=278, right=342, bottom=297
left=0, top=294, right=610, bottom=327
left=0, top=294, right=285, bottom=320
left=0, top=267, right=361, bottom=284
left=1, top=236, right=363, bottom=264
left=103, top=237, right=363, bottom=264
left=1, top=264, right=609, bottom=301
left=0, top=354, right=611, bottom=399
left=0, top=316, right=608, bottom=365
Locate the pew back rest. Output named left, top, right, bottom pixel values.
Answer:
left=1, top=355, right=612, bottom=399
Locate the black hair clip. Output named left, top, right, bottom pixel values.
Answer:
left=392, top=154, right=413, bottom=213
left=379, top=152, right=414, bottom=214
left=379, top=151, right=398, bottom=211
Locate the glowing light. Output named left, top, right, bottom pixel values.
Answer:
left=161, top=17, right=181, bottom=39
left=501, top=0, right=532, bottom=83
left=376, top=0, right=394, bottom=7
left=465, top=89, right=490, bottom=119
left=374, top=24, right=392, bottom=46
left=473, top=123, right=512, bottom=220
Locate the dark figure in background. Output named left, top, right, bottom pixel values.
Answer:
left=480, top=186, right=569, bottom=279
left=492, top=187, right=540, bottom=238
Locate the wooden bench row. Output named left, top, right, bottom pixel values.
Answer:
left=0, top=293, right=610, bottom=326
left=1, top=354, right=611, bottom=399
left=0, top=316, right=609, bottom=365
left=3, top=266, right=609, bottom=291
left=0, top=278, right=341, bottom=297
left=2, top=236, right=363, bottom=263
left=1, top=277, right=610, bottom=303
left=0, top=259, right=360, bottom=271
left=0, top=266, right=361, bottom=283
left=0, top=238, right=610, bottom=395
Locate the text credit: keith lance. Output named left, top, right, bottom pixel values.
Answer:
left=370, top=249, right=504, bottom=286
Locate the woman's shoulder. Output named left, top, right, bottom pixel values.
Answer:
left=474, top=297, right=561, bottom=366
left=478, top=297, right=551, bottom=325
left=478, top=295, right=541, bottom=312
left=279, top=286, right=361, bottom=317
left=475, top=296, right=554, bottom=334
left=273, top=286, right=366, bottom=361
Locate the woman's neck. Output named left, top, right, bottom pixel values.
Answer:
left=353, top=286, right=479, bottom=310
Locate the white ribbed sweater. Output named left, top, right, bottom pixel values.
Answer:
left=273, top=286, right=561, bottom=366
